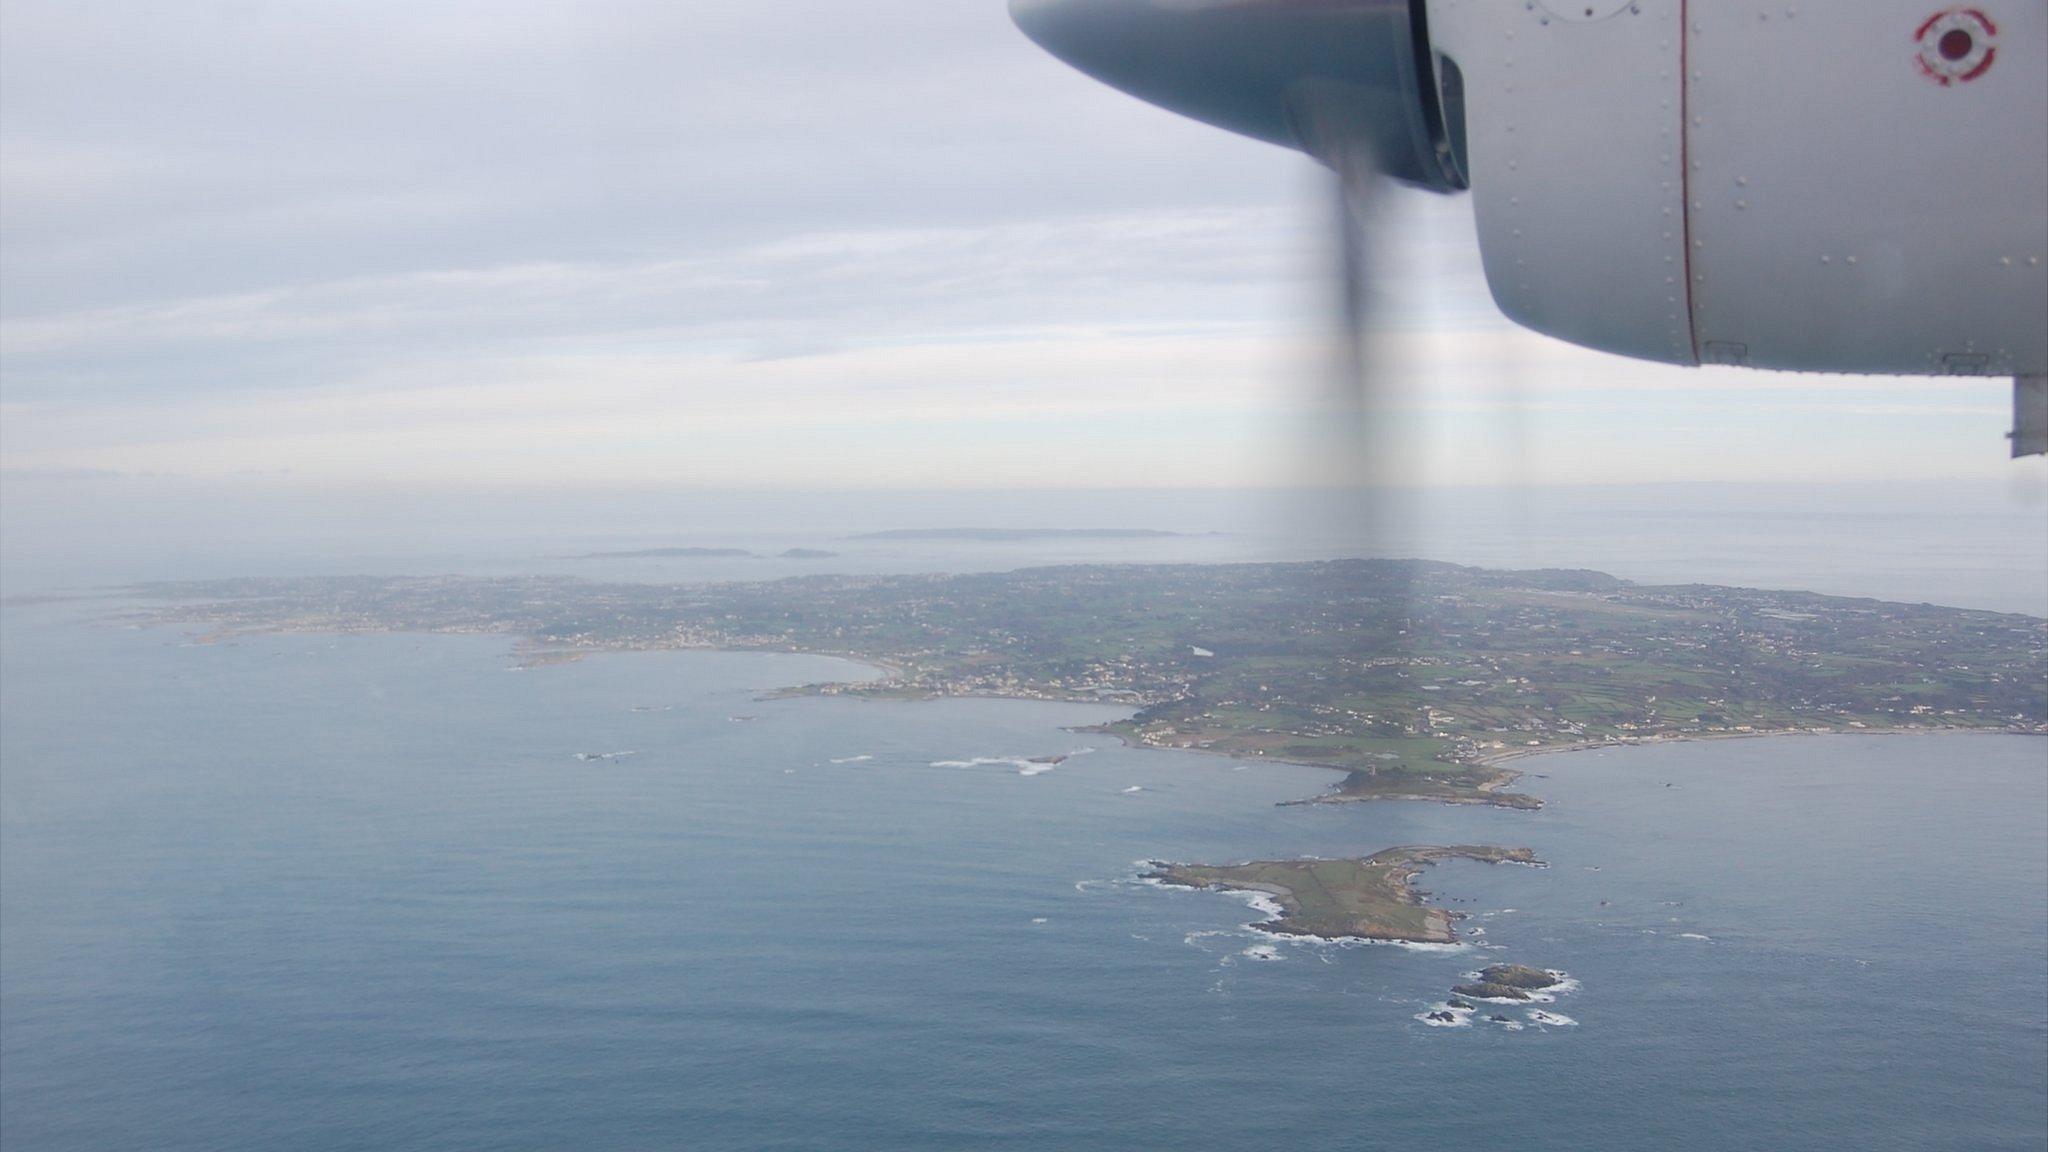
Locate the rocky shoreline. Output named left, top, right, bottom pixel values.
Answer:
left=1143, top=845, right=1543, bottom=944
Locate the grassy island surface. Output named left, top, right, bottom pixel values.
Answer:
left=123, top=559, right=2046, bottom=807
left=1143, top=846, right=1541, bottom=943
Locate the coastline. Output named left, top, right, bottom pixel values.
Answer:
left=120, top=607, right=2042, bottom=802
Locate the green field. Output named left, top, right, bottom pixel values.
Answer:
left=1145, top=846, right=1541, bottom=942
left=132, top=559, right=2047, bottom=807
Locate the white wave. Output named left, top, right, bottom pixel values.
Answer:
left=1677, top=932, right=1712, bottom=941
left=828, top=754, right=873, bottom=764
left=1250, top=925, right=1471, bottom=952
left=930, top=755, right=1061, bottom=776
left=1526, top=1009, right=1577, bottom=1027
left=1488, top=1016, right=1526, bottom=1031
left=1121, top=785, right=1144, bottom=794
left=1415, top=1003, right=1475, bottom=1028
left=1242, top=944, right=1282, bottom=962
left=1030, top=917, right=1049, bottom=925
left=1224, top=890, right=1286, bottom=919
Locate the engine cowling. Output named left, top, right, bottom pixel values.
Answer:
left=1009, top=0, right=1465, bottom=191
left=1011, top=0, right=2048, bottom=378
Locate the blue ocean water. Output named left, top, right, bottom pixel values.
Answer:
left=3, top=602, right=2043, bottom=1150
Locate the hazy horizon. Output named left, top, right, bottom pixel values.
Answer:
left=7, top=1, right=2046, bottom=492
left=6, top=476, right=2043, bottom=617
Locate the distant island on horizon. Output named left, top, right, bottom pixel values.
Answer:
left=570, top=547, right=839, bottom=560
left=847, top=528, right=1188, bottom=541
left=571, top=547, right=753, bottom=559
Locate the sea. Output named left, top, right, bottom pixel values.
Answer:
left=2, top=483, right=2045, bottom=1150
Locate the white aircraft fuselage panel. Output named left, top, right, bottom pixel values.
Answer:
left=1430, top=0, right=2047, bottom=377
left=1685, top=1, right=2045, bottom=376
left=1425, top=0, right=1693, bottom=366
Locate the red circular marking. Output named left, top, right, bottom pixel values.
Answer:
left=1916, top=7, right=1998, bottom=85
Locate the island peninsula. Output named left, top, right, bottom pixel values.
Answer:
left=127, top=559, right=2047, bottom=808
left=1145, top=846, right=1541, bottom=943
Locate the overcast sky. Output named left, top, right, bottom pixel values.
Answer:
left=2, top=0, right=2038, bottom=492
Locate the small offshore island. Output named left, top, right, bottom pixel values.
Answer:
left=1145, top=845, right=1540, bottom=943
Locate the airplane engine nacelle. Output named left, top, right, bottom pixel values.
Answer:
left=1012, top=0, right=2048, bottom=379
left=1428, top=0, right=2047, bottom=376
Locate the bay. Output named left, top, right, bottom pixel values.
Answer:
left=3, top=605, right=2042, bottom=1150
